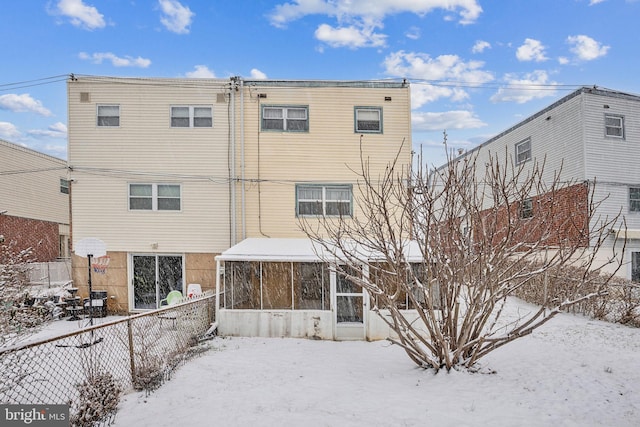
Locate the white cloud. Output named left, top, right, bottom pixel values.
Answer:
left=315, top=23, right=386, bottom=48
left=27, top=122, right=68, bottom=138
left=490, top=70, right=559, bottom=104
left=411, top=84, right=469, bottom=109
left=384, top=50, right=493, bottom=106
left=159, top=0, right=194, bottom=34
left=79, top=52, right=151, bottom=68
left=185, top=65, right=216, bottom=78
left=516, top=38, right=548, bottom=62
left=589, top=0, right=607, bottom=5
left=55, top=0, right=106, bottom=30
left=269, top=1, right=481, bottom=49
left=42, top=143, right=68, bottom=158
left=558, top=56, right=570, bottom=65
left=472, top=40, right=491, bottom=54
left=250, top=69, right=268, bottom=80
left=384, top=51, right=493, bottom=83
left=412, top=110, right=486, bottom=131
left=0, top=122, right=21, bottom=139
left=268, top=0, right=482, bottom=28
left=567, top=35, right=610, bottom=61
left=0, top=94, right=52, bottom=116
left=405, top=26, right=421, bottom=40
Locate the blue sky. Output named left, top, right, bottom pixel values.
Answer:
left=1, top=0, right=639, bottom=166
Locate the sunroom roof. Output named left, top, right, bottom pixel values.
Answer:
left=216, top=238, right=424, bottom=263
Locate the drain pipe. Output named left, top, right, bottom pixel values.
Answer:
left=229, top=79, right=236, bottom=246
left=240, top=78, right=246, bottom=240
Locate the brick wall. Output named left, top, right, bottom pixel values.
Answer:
left=477, top=182, right=589, bottom=249
left=0, top=214, right=60, bottom=261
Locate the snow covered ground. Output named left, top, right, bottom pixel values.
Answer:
left=110, top=298, right=640, bottom=427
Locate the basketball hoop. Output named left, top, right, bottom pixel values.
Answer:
left=74, top=237, right=107, bottom=327
left=74, top=237, right=107, bottom=258
left=91, top=256, right=110, bottom=274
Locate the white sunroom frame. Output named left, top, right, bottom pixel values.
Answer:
left=214, top=237, right=424, bottom=341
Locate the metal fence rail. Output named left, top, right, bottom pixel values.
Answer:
left=0, top=294, right=215, bottom=410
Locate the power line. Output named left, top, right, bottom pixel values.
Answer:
left=0, top=166, right=68, bottom=176
left=0, top=75, right=69, bottom=92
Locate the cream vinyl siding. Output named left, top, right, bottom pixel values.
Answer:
left=68, top=77, right=231, bottom=253
left=236, top=84, right=411, bottom=238
left=0, top=139, right=68, bottom=224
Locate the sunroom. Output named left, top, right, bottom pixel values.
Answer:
left=214, top=238, right=426, bottom=341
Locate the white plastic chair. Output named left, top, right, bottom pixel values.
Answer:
left=186, top=283, right=203, bottom=298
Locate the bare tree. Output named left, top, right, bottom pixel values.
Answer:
left=302, top=139, right=624, bottom=372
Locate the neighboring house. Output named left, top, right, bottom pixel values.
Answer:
left=67, top=76, right=412, bottom=340
left=0, top=139, right=70, bottom=262
left=440, top=86, right=640, bottom=282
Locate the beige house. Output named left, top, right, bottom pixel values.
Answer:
left=67, top=76, right=412, bottom=336
left=0, top=138, right=70, bottom=261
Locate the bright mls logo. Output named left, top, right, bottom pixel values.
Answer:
left=1, top=405, right=68, bottom=426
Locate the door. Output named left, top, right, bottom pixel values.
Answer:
left=132, top=254, right=183, bottom=309
left=334, top=266, right=366, bottom=340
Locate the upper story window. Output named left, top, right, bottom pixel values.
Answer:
left=171, top=106, right=213, bottom=128
left=605, top=114, right=624, bottom=139
left=97, top=105, right=119, bottom=127
left=520, top=198, right=534, bottom=219
left=60, top=178, right=69, bottom=194
left=515, top=138, right=532, bottom=165
left=296, top=184, right=352, bottom=216
left=355, top=107, right=382, bottom=133
left=630, top=187, right=640, bottom=212
left=129, top=183, right=181, bottom=211
left=262, top=106, right=309, bottom=132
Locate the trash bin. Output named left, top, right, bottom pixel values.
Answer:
left=85, top=290, right=108, bottom=317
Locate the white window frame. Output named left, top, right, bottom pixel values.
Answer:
left=170, top=106, right=213, bottom=128
left=605, top=114, right=625, bottom=139
left=515, top=138, right=532, bottom=165
left=630, top=187, right=640, bottom=213
left=262, top=105, right=309, bottom=132
left=520, top=198, right=534, bottom=219
left=354, top=107, right=383, bottom=133
left=97, top=105, right=120, bottom=127
left=296, top=184, right=352, bottom=217
left=60, top=178, right=69, bottom=194
left=129, top=183, right=181, bottom=211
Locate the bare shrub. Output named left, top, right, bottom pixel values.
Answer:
left=302, top=140, right=624, bottom=372
left=70, top=372, right=121, bottom=427
left=0, top=242, right=38, bottom=347
left=70, top=343, right=122, bottom=427
left=515, top=266, right=640, bottom=327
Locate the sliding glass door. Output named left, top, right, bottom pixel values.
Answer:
left=132, top=254, right=183, bottom=309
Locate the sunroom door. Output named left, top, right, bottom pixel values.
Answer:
left=132, top=254, right=183, bottom=309
left=334, top=266, right=366, bottom=340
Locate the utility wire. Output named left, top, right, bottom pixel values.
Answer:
left=0, top=75, right=69, bottom=92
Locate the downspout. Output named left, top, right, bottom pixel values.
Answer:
left=580, top=89, right=592, bottom=250
left=240, top=79, right=246, bottom=240
left=229, top=79, right=236, bottom=246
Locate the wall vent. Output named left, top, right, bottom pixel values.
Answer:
left=216, top=93, right=227, bottom=103
left=80, top=92, right=90, bottom=103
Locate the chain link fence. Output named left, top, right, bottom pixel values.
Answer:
left=0, top=293, right=216, bottom=414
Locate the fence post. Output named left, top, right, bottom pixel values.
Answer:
left=127, top=318, right=136, bottom=384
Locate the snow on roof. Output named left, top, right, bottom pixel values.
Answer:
left=216, top=238, right=424, bottom=263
